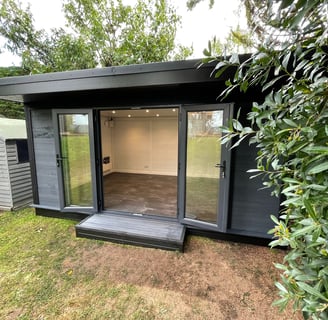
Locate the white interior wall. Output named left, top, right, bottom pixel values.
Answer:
left=151, top=118, right=178, bottom=174
left=101, top=115, right=113, bottom=175
left=102, top=116, right=178, bottom=176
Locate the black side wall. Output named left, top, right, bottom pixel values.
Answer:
left=227, top=103, right=280, bottom=238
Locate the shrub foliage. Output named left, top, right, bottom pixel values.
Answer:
left=205, top=0, right=328, bottom=318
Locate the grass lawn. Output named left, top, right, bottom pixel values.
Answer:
left=60, top=135, right=92, bottom=206
left=0, top=209, right=154, bottom=320
left=185, top=177, right=218, bottom=223
left=185, top=136, right=221, bottom=223
left=0, top=209, right=302, bottom=320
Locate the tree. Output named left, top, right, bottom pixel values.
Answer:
left=0, top=0, right=97, bottom=73
left=204, top=26, right=254, bottom=58
left=64, top=0, right=192, bottom=66
left=0, top=0, right=192, bottom=73
left=0, top=66, right=25, bottom=119
left=186, top=0, right=214, bottom=10
left=189, top=0, right=255, bottom=56
left=204, top=0, right=328, bottom=318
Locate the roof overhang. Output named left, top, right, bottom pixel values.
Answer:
left=0, top=56, right=253, bottom=106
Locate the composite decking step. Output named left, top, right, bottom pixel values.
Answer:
left=75, top=213, right=186, bottom=251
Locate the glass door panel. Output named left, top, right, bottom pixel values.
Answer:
left=180, top=104, right=232, bottom=231
left=185, top=110, right=223, bottom=224
left=54, top=110, right=97, bottom=211
left=58, top=114, right=92, bottom=206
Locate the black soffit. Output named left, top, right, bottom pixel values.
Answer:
left=0, top=56, right=252, bottom=103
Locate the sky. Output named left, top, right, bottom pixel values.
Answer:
left=0, top=0, right=245, bottom=67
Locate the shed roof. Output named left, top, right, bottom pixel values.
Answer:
left=0, top=59, right=212, bottom=103
left=0, top=118, right=27, bottom=141
left=0, top=58, right=250, bottom=104
left=0, top=55, right=256, bottom=107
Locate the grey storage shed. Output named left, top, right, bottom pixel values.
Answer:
left=0, top=118, right=32, bottom=210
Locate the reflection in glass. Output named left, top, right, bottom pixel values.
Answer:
left=185, top=110, right=223, bottom=224
left=58, top=114, right=92, bottom=207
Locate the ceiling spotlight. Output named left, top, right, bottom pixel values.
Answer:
left=128, top=114, right=131, bottom=118
left=146, top=109, right=149, bottom=113
left=156, top=114, right=159, bottom=117
left=112, top=110, right=116, bottom=114
left=172, top=108, right=176, bottom=112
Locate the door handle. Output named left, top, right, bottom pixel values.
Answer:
left=56, top=154, right=67, bottom=167
left=215, top=161, right=226, bottom=178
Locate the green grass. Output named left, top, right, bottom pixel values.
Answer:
left=0, top=209, right=157, bottom=319
left=185, top=136, right=221, bottom=223
left=60, top=135, right=92, bottom=206
left=185, top=177, right=219, bottom=223
left=186, top=135, right=221, bottom=177
left=0, top=209, right=293, bottom=320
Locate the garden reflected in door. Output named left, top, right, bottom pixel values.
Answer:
left=185, top=110, right=223, bottom=224
left=58, top=114, right=93, bottom=207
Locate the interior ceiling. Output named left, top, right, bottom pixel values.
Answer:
left=101, top=107, right=179, bottom=118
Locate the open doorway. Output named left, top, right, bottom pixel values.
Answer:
left=100, top=108, right=179, bottom=218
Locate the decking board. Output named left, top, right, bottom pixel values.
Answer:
left=76, top=213, right=185, bottom=251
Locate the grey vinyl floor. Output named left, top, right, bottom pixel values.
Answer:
left=103, top=173, right=178, bottom=218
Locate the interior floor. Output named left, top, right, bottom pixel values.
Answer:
left=103, top=173, right=177, bottom=218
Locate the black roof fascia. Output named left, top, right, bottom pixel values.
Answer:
left=0, top=57, right=252, bottom=103
left=0, top=60, right=209, bottom=101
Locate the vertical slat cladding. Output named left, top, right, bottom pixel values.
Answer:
left=31, top=109, right=60, bottom=208
left=0, top=140, right=13, bottom=208
left=228, top=106, right=279, bottom=236
left=6, top=141, right=32, bottom=208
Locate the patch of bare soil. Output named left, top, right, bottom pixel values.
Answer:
left=63, top=236, right=302, bottom=319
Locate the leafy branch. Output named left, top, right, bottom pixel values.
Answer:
left=204, top=1, right=328, bottom=318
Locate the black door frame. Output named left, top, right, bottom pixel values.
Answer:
left=53, top=108, right=98, bottom=213
left=96, top=106, right=180, bottom=219
left=178, top=103, right=233, bottom=232
left=94, top=104, right=232, bottom=232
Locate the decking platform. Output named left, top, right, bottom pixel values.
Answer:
left=75, top=213, right=186, bottom=251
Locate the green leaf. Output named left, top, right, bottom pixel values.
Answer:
left=303, top=146, right=328, bottom=155
left=282, top=51, right=291, bottom=69
left=232, top=119, right=243, bottom=131
left=303, top=199, right=316, bottom=220
left=297, top=282, right=328, bottom=301
left=308, top=162, right=328, bottom=175
left=270, top=214, right=280, bottom=225
left=203, top=48, right=211, bottom=57
left=282, top=178, right=299, bottom=184
left=275, top=281, right=289, bottom=294
left=292, top=225, right=317, bottom=238
left=274, top=263, right=288, bottom=271
left=283, top=118, right=298, bottom=128
left=214, top=64, right=230, bottom=79
left=281, top=196, right=302, bottom=206
left=262, top=75, right=285, bottom=91
left=307, top=184, right=327, bottom=191
left=294, top=274, right=318, bottom=282
left=272, top=297, right=289, bottom=311
left=229, top=53, right=239, bottom=64
left=280, top=0, right=294, bottom=10
left=230, top=134, right=249, bottom=148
